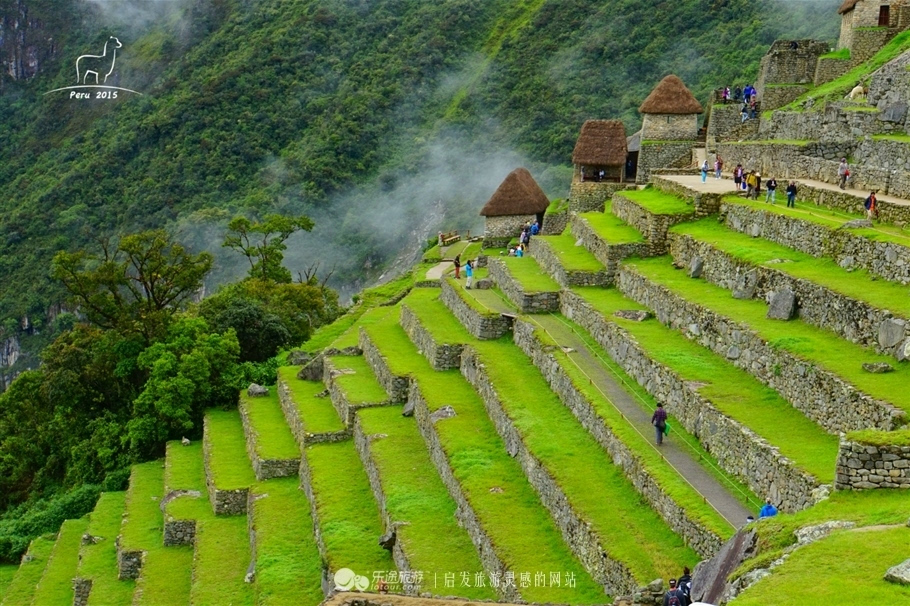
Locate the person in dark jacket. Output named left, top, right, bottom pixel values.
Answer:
left=677, top=567, right=693, bottom=602
left=663, top=579, right=689, bottom=606
left=651, top=403, right=667, bottom=445
left=786, top=181, right=797, bottom=207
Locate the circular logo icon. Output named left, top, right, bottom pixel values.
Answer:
left=354, top=575, right=370, bottom=591
left=334, top=568, right=356, bottom=590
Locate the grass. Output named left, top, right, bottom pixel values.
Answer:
left=672, top=218, right=910, bottom=318
left=358, top=407, right=496, bottom=600
left=250, top=477, right=324, bottom=606
left=579, top=204, right=646, bottom=244
left=873, top=133, right=910, bottom=143
left=444, top=272, right=501, bottom=317
left=241, top=390, right=299, bottom=461
left=574, top=287, right=838, bottom=483
left=303, top=440, right=394, bottom=578
left=625, top=257, right=910, bottom=415
left=120, top=461, right=165, bottom=551
left=328, top=355, right=389, bottom=404
left=0, top=566, right=15, bottom=603
left=362, top=314, right=605, bottom=603
left=847, top=428, right=910, bottom=447
left=190, top=515, right=255, bottom=606
left=205, top=409, right=257, bottom=491
left=819, top=47, right=849, bottom=59
left=499, top=256, right=561, bottom=292
left=0, top=535, right=55, bottom=605
left=31, top=516, right=90, bottom=605
left=546, top=197, right=569, bottom=214
left=134, top=546, right=193, bottom=606
left=619, top=188, right=693, bottom=215
left=277, top=366, right=346, bottom=435
left=328, top=306, right=396, bottom=350
left=403, top=289, right=474, bottom=344
left=77, top=492, right=135, bottom=606
left=537, top=226, right=605, bottom=272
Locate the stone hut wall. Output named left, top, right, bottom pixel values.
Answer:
left=756, top=40, right=829, bottom=109
left=641, top=113, right=698, bottom=141
left=569, top=180, right=630, bottom=213
left=487, top=258, right=559, bottom=313
left=439, top=279, right=513, bottom=340
left=483, top=215, right=537, bottom=248
left=636, top=141, right=693, bottom=184
left=836, top=437, right=910, bottom=489
left=838, top=10, right=854, bottom=50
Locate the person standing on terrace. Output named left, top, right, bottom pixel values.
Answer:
left=838, top=158, right=850, bottom=190
left=786, top=181, right=797, bottom=207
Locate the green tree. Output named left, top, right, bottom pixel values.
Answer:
left=223, top=214, right=314, bottom=283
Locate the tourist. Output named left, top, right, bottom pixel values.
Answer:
left=700, top=160, right=709, bottom=183
left=677, top=567, right=693, bottom=602
left=530, top=220, right=540, bottom=236
left=750, top=98, right=758, bottom=119
left=733, top=85, right=742, bottom=102
left=515, top=245, right=524, bottom=258
left=464, top=259, right=474, bottom=289
left=663, top=578, right=689, bottom=606
left=746, top=170, right=757, bottom=198
left=453, top=254, right=461, bottom=279
left=733, top=164, right=744, bottom=189
left=759, top=499, right=778, bottom=519
left=741, top=103, right=749, bottom=123
left=786, top=181, right=797, bottom=207
left=753, top=172, right=762, bottom=200
left=865, top=190, right=878, bottom=220
left=714, top=155, right=723, bottom=179
left=838, top=158, right=850, bottom=190
left=651, top=402, right=668, bottom=446
left=721, top=86, right=729, bottom=104
left=765, top=176, right=778, bottom=204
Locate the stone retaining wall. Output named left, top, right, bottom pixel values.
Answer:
left=612, top=192, right=694, bottom=255
left=836, top=438, right=910, bottom=489
left=487, top=258, right=559, bottom=313
left=483, top=214, right=538, bottom=248
left=637, top=141, right=694, bottom=184
left=707, top=103, right=747, bottom=150
left=528, top=236, right=609, bottom=288
left=439, top=279, right=512, bottom=340
left=400, top=303, right=463, bottom=370
left=203, top=416, right=249, bottom=516
left=459, top=345, right=635, bottom=594
left=324, top=357, right=389, bottom=426
left=569, top=181, right=631, bottom=213
left=511, top=320, right=724, bottom=556
left=542, top=209, right=569, bottom=235
left=247, top=492, right=258, bottom=585
left=297, top=449, right=335, bottom=596
left=359, top=329, right=412, bottom=403
left=722, top=202, right=910, bottom=285
left=616, top=266, right=905, bottom=432
left=277, top=376, right=351, bottom=446
left=239, top=399, right=299, bottom=481
left=163, top=518, right=196, bottom=546
left=407, top=382, right=514, bottom=601
left=669, top=232, right=910, bottom=358
left=72, top=578, right=92, bottom=606
left=116, top=538, right=143, bottom=580
left=557, top=292, right=824, bottom=513
left=814, top=56, right=853, bottom=86
left=650, top=175, right=725, bottom=218
left=570, top=214, right=651, bottom=284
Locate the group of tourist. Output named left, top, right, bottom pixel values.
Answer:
left=662, top=567, right=693, bottom=606
left=730, top=163, right=797, bottom=206
left=450, top=254, right=474, bottom=288
left=719, top=84, right=756, bottom=104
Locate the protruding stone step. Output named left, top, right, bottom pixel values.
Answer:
left=570, top=205, right=651, bottom=283
left=439, top=278, right=513, bottom=340
left=528, top=229, right=609, bottom=288
left=73, top=492, right=133, bottom=606
left=612, top=188, right=696, bottom=254
left=203, top=409, right=256, bottom=516
left=163, top=440, right=206, bottom=547
left=487, top=257, right=560, bottom=313
left=277, top=366, right=350, bottom=446
left=238, top=390, right=300, bottom=480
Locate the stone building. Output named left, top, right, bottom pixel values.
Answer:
left=754, top=39, right=831, bottom=109
left=838, top=0, right=910, bottom=61
left=479, top=167, right=549, bottom=248
left=572, top=119, right=628, bottom=183
left=635, top=74, right=703, bottom=183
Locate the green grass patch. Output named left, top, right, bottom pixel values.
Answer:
left=358, top=407, right=496, bottom=600
left=546, top=197, right=569, bottom=215
left=205, top=409, right=257, bottom=491
left=444, top=273, right=500, bottom=317
left=78, top=492, right=134, bottom=606
left=729, top=139, right=811, bottom=146
left=819, top=47, right=850, bottom=60
left=0, top=535, right=55, bottom=605
left=620, top=188, right=693, bottom=215
left=873, top=133, right=910, bottom=143
left=31, top=516, right=90, bottom=605
left=579, top=205, right=646, bottom=244
left=574, top=287, right=838, bottom=483
left=328, top=306, right=397, bottom=350
left=625, top=257, right=910, bottom=414
left=277, top=366, right=346, bottom=435
left=538, top=227, right=605, bottom=272
left=500, top=256, right=560, bottom=292
left=120, top=461, right=165, bottom=551
left=0, top=565, right=16, bottom=602
left=134, top=545, right=193, bottom=606
left=190, top=515, right=255, bottom=606
left=241, top=391, right=299, bottom=461
left=847, top=428, right=910, bottom=447
left=328, top=355, right=388, bottom=404
left=402, top=290, right=474, bottom=343
left=303, top=441, right=394, bottom=577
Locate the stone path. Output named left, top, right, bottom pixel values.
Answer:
left=528, top=314, right=755, bottom=530
left=425, top=241, right=470, bottom=280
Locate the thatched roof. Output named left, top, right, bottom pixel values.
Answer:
left=627, top=130, right=641, bottom=153
left=838, top=0, right=860, bottom=14
left=480, top=168, right=549, bottom=217
left=572, top=120, right=628, bottom=166
left=638, top=75, right=703, bottom=114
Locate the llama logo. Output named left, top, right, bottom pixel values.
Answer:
left=45, top=34, right=142, bottom=99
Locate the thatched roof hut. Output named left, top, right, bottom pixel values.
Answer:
left=572, top=120, right=628, bottom=167
left=480, top=168, right=549, bottom=217
left=639, top=75, right=703, bottom=115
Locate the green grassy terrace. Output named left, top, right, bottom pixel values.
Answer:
left=190, top=515, right=255, bottom=606
left=536, top=227, right=604, bottom=272
left=574, top=287, right=838, bottom=483
left=357, top=407, right=495, bottom=600
left=205, top=409, right=257, bottom=491
left=77, top=492, right=134, bottom=606
left=241, top=391, right=299, bottom=461
left=31, top=516, right=90, bottom=605
left=329, top=355, right=389, bottom=404
left=403, top=289, right=475, bottom=344
left=0, top=535, right=55, bottom=606
left=119, top=461, right=165, bottom=552
left=277, top=366, right=346, bottom=435
left=250, top=477, right=324, bottom=606
left=872, top=133, right=910, bottom=143
left=326, top=306, right=397, bottom=351
left=846, top=428, right=910, bottom=447
left=624, top=257, right=910, bottom=415
left=303, top=440, right=394, bottom=579
left=579, top=204, right=646, bottom=244
left=619, top=188, right=693, bottom=215
left=0, top=566, right=15, bottom=602
left=673, top=219, right=910, bottom=320
left=499, top=256, right=560, bottom=292
left=361, top=313, right=605, bottom=603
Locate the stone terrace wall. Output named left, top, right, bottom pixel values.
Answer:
left=612, top=192, right=694, bottom=255
left=439, top=279, right=513, bottom=340
left=706, top=104, right=744, bottom=150
left=650, top=175, right=724, bottom=218
left=459, top=345, right=636, bottom=594
left=569, top=181, right=631, bottom=213
left=722, top=202, right=910, bottom=285
left=814, top=56, right=853, bottom=86
left=669, top=232, right=910, bottom=358
left=116, top=540, right=143, bottom=580
left=400, top=303, right=464, bottom=370
left=542, top=209, right=568, bottom=235
left=636, top=141, right=693, bottom=184
left=203, top=416, right=249, bottom=516
left=483, top=214, right=537, bottom=248
left=557, top=293, right=823, bottom=513
left=277, top=376, right=351, bottom=446
left=528, top=236, right=609, bottom=288
left=73, top=578, right=92, bottom=606
left=359, top=329, right=411, bottom=403
left=569, top=215, right=651, bottom=285
left=510, top=320, right=724, bottom=555
left=487, top=258, right=559, bottom=313
left=297, top=443, right=335, bottom=596
left=854, top=138, right=910, bottom=173
left=760, top=105, right=904, bottom=142
left=616, top=266, right=906, bottom=433
left=239, top=399, right=299, bottom=481
left=836, top=438, right=910, bottom=489
left=761, top=85, right=810, bottom=110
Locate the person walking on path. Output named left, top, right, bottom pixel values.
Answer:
left=677, top=567, right=693, bottom=602
left=700, top=160, right=709, bottom=182
left=865, top=190, right=878, bottom=220
left=786, top=181, right=797, bottom=207
left=464, top=259, right=474, bottom=289
left=651, top=402, right=668, bottom=446
left=741, top=103, right=749, bottom=123
left=838, top=158, right=850, bottom=190
left=765, top=176, right=778, bottom=204
left=663, top=579, right=689, bottom=606
left=452, top=254, right=461, bottom=279
left=714, top=156, right=723, bottom=179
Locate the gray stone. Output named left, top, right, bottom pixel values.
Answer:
left=181, top=437, right=191, bottom=446
left=691, top=530, right=757, bottom=605
left=879, top=318, right=907, bottom=349
left=794, top=520, right=855, bottom=545
left=378, top=530, right=396, bottom=551
left=401, top=399, right=415, bottom=417
left=726, top=345, right=741, bottom=360
left=732, top=270, right=759, bottom=300
left=474, top=278, right=494, bottom=290
left=885, top=558, right=910, bottom=585
left=247, top=383, right=269, bottom=397
left=766, top=288, right=797, bottom=321
left=81, top=534, right=101, bottom=546
left=688, top=256, right=704, bottom=278
left=286, top=350, right=309, bottom=365
left=896, top=338, right=910, bottom=362
left=841, top=219, right=874, bottom=229
left=429, top=405, right=457, bottom=423
left=614, top=310, right=651, bottom=322
left=880, top=102, right=908, bottom=123
left=863, top=362, right=895, bottom=374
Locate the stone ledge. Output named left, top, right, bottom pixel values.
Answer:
left=72, top=578, right=92, bottom=606
left=439, top=279, right=512, bottom=340
left=487, top=258, right=559, bottom=314
left=650, top=175, right=725, bottom=218
left=115, top=539, right=143, bottom=580
left=277, top=376, right=351, bottom=449
left=612, top=193, right=695, bottom=255
left=359, top=329, right=411, bottom=403
left=569, top=181, right=633, bottom=213
left=324, top=357, right=390, bottom=426
left=836, top=438, right=910, bottom=490
left=203, top=416, right=249, bottom=516
left=239, top=398, right=299, bottom=481
left=570, top=214, right=652, bottom=285
left=528, top=237, right=609, bottom=288
left=400, top=303, right=464, bottom=370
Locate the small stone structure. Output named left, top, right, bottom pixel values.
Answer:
left=837, top=0, right=910, bottom=57
left=479, top=167, right=550, bottom=248
left=572, top=119, right=628, bottom=183
left=611, top=191, right=694, bottom=255
left=836, top=435, right=910, bottom=489
left=636, top=75, right=703, bottom=183
left=754, top=39, right=831, bottom=109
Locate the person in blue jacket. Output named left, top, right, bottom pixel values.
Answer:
left=759, top=499, right=778, bottom=518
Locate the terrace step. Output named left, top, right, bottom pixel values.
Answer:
left=669, top=219, right=910, bottom=359
left=189, top=511, right=254, bottom=605
left=74, top=492, right=133, bottom=606
left=611, top=188, right=697, bottom=255
left=324, top=355, right=391, bottom=423
left=277, top=366, right=349, bottom=446
left=31, top=516, right=90, bottom=605
left=0, top=566, right=15, bottom=603
left=570, top=204, right=651, bottom=283
left=617, top=258, right=909, bottom=432
left=239, top=390, right=300, bottom=480
left=117, top=461, right=165, bottom=582
left=203, top=409, right=257, bottom=515
left=439, top=277, right=514, bottom=340
left=487, top=257, right=560, bottom=313
left=528, top=228, right=610, bottom=288
left=0, top=535, right=55, bottom=606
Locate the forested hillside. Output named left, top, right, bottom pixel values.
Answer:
left=0, top=0, right=838, bottom=347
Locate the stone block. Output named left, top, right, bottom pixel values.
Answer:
left=766, top=288, right=797, bottom=320
left=688, top=256, right=704, bottom=278
left=879, top=318, right=907, bottom=350
left=732, top=269, right=759, bottom=300
left=885, top=559, right=910, bottom=585
left=862, top=362, right=895, bottom=374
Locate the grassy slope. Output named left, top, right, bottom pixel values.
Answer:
left=537, top=226, right=605, bottom=272
left=190, top=515, right=255, bottom=606
left=205, top=409, right=257, bottom=490
left=241, top=391, right=299, bottom=461
left=328, top=355, right=389, bottom=404
left=78, top=492, right=134, bottom=606
left=30, top=516, right=90, bottom=605
left=500, top=256, right=561, bottom=292
left=0, top=566, right=15, bottom=602
left=580, top=203, right=647, bottom=243
left=626, top=257, right=910, bottom=414
left=119, top=462, right=165, bottom=552
left=357, top=406, right=496, bottom=600
left=620, top=189, right=693, bottom=215
left=0, top=535, right=55, bottom=606
left=277, top=366, right=346, bottom=435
